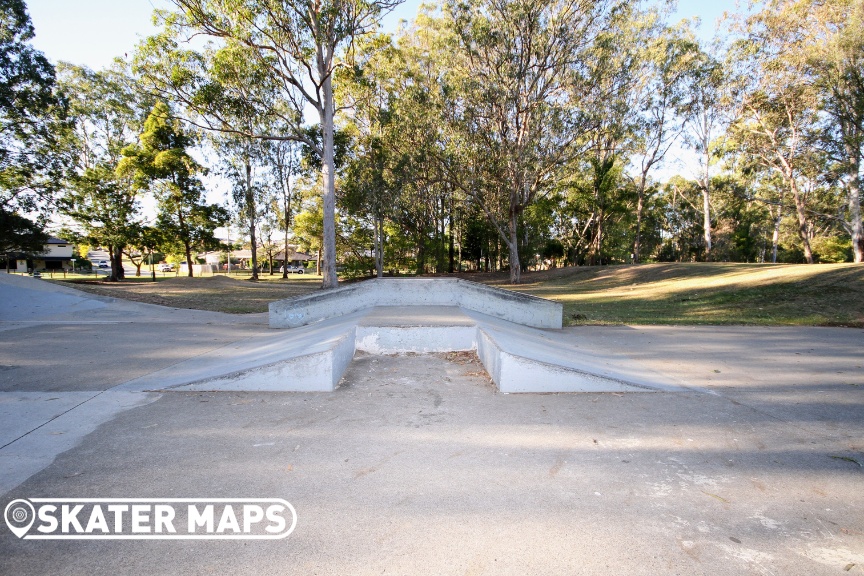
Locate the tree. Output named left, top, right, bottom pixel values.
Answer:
left=0, top=206, right=47, bottom=264
left=134, top=0, right=400, bottom=288
left=728, top=3, right=824, bottom=263
left=266, top=140, right=299, bottom=279
left=57, top=64, right=146, bottom=280
left=804, top=0, right=864, bottom=262
left=58, top=164, right=140, bottom=279
left=0, top=0, right=68, bottom=246
left=630, top=16, right=699, bottom=262
left=682, top=45, right=726, bottom=261
left=214, top=133, right=268, bottom=280
left=442, top=0, right=617, bottom=283
left=118, top=102, right=228, bottom=276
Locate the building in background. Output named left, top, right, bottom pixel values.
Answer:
left=9, top=237, right=73, bottom=273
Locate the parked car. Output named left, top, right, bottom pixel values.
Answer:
left=279, top=264, right=305, bottom=274
left=96, top=260, right=109, bottom=269
left=158, top=263, right=174, bottom=272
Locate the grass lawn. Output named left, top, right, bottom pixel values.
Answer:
left=479, top=262, right=864, bottom=327
left=54, top=273, right=322, bottom=313
left=47, top=262, right=864, bottom=326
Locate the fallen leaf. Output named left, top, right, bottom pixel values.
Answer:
left=702, top=490, right=730, bottom=503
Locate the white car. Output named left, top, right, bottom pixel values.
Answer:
left=280, top=264, right=305, bottom=274
left=158, top=263, right=174, bottom=272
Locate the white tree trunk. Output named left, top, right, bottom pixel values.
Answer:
left=772, top=205, right=782, bottom=264
left=508, top=209, right=520, bottom=283
left=702, top=149, right=712, bottom=259
left=247, top=158, right=259, bottom=281
left=320, top=75, right=338, bottom=289
left=847, top=158, right=863, bottom=263
left=375, top=216, right=384, bottom=278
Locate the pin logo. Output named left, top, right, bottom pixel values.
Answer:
left=4, top=499, right=35, bottom=538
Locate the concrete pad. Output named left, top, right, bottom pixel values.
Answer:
left=0, top=390, right=160, bottom=495
left=1, top=353, right=862, bottom=575
left=3, top=271, right=863, bottom=575
left=356, top=306, right=477, bottom=353
left=0, top=391, right=97, bottom=447
left=0, top=272, right=267, bottom=496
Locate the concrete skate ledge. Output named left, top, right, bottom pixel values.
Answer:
left=270, top=278, right=562, bottom=330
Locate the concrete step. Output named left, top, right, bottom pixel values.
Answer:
left=117, top=306, right=679, bottom=394
left=355, top=306, right=477, bottom=353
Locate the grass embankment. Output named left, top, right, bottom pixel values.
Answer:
left=50, top=262, right=864, bottom=326
left=57, top=274, right=322, bottom=314
left=484, top=263, right=864, bottom=327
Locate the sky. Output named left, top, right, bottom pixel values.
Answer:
left=25, top=0, right=740, bottom=71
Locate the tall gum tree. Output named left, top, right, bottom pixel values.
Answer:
left=135, top=0, right=400, bottom=289
left=57, top=64, right=145, bottom=281
left=118, top=102, right=228, bottom=275
left=728, top=4, right=822, bottom=263
left=682, top=47, right=727, bottom=261
left=630, top=17, right=699, bottom=263
left=443, top=0, right=617, bottom=283
left=803, top=0, right=864, bottom=262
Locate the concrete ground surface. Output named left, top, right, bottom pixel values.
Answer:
left=1, top=272, right=863, bottom=575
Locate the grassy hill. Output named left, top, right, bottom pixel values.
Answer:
left=480, top=263, right=864, bottom=327
left=52, top=262, right=864, bottom=326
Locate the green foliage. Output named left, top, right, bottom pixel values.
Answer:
left=811, top=236, right=853, bottom=263
left=0, top=0, right=70, bottom=214
left=0, top=206, right=47, bottom=253
left=118, top=102, right=228, bottom=274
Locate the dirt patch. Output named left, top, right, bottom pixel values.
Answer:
left=57, top=275, right=322, bottom=313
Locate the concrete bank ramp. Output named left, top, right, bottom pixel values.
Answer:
left=121, top=279, right=680, bottom=393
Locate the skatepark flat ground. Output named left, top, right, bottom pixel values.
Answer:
left=1, top=273, right=862, bottom=575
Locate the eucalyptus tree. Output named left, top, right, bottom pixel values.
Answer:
left=57, top=64, right=146, bottom=280
left=0, top=0, right=68, bottom=248
left=727, top=5, right=823, bottom=263
left=134, top=0, right=400, bottom=288
left=337, top=34, right=401, bottom=278
left=681, top=46, right=727, bottom=260
left=213, top=132, right=269, bottom=280
left=630, top=16, right=700, bottom=262
left=265, top=139, right=299, bottom=279
left=118, top=102, right=228, bottom=276
left=390, top=22, right=454, bottom=275
left=804, top=0, right=864, bottom=262
left=575, top=0, right=644, bottom=265
left=443, top=0, right=618, bottom=282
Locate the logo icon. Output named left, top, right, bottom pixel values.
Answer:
left=4, top=499, right=35, bottom=538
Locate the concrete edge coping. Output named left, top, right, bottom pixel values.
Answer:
left=270, top=277, right=563, bottom=330
left=475, top=326, right=660, bottom=393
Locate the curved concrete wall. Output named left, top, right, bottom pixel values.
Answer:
left=269, top=278, right=562, bottom=329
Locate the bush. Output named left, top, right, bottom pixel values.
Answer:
left=811, top=236, right=853, bottom=263
left=776, top=245, right=806, bottom=264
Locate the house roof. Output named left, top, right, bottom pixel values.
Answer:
left=46, top=237, right=70, bottom=244
left=274, top=250, right=314, bottom=261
